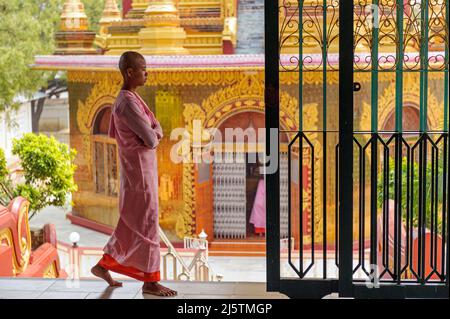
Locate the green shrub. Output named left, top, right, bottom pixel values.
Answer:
left=0, top=133, right=78, bottom=219
left=377, top=156, right=444, bottom=234
left=0, top=148, right=8, bottom=181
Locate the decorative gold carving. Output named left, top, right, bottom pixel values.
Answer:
left=60, top=69, right=446, bottom=86
left=222, top=0, right=237, bottom=46
left=68, top=70, right=246, bottom=86
left=182, top=74, right=303, bottom=138
left=96, top=0, right=122, bottom=49
left=77, top=78, right=121, bottom=135
left=99, top=0, right=122, bottom=34
left=76, top=76, right=122, bottom=177
left=179, top=74, right=320, bottom=237
left=55, top=0, right=97, bottom=55
left=59, top=0, right=89, bottom=32
left=43, top=262, right=59, bottom=278
left=177, top=162, right=195, bottom=238
left=17, top=201, right=31, bottom=273
left=128, top=0, right=151, bottom=18
left=0, top=228, right=16, bottom=276
left=139, top=0, right=189, bottom=55
left=359, top=73, right=444, bottom=131
left=0, top=200, right=31, bottom=276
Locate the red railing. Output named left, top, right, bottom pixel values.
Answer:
left=0, top=197, right=65, bottom=278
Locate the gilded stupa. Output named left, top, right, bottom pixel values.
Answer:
left=54, top=0, right=98, bottom=55
left=95, top=0, right=123, bottom=51
left=138, top=0, right=189, bottom=55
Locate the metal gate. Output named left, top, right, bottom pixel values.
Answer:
left=265, top=0, right=449, bottom=298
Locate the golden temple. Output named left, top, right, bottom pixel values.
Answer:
left=32, top=0, right=448, bottom=255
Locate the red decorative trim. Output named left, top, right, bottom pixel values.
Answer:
left=66, top=212, right=185, bottom=248
left=43, top=223, right=57, bottom=248
left=66, top=212, right=114, bottom=235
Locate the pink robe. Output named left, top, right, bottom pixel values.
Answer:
left=250, top=179, right=266, bottom=233
left=102, top=89, right=163, bottom=277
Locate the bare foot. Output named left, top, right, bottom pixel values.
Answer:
left=91, top=264, right=123, bottom=287
left=142, top=282, right=177, bottom=297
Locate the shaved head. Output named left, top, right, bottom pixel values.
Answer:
left=118, top=51, right=148, bottom=88
left=119, top=51, right=146, bottom=78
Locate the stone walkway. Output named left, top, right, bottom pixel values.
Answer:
left=28, top=206, right=270, bottom=282
left=0, top=278, right=289, bottom=299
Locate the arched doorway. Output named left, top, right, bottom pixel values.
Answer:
left=382, top=105, right=422, bottom=132
left=191, top=108, right=293, bottom=244
left=91, top=105, right=118, bottom=197
left=181, top=74, right=317, bottom=251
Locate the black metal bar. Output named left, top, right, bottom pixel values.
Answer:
left=410, top=138, right=420, bottom=279
left=335, top=143, right=339, bottom=268
left=418, top=137, right=427, bottom=282
left=323, top=133, right=328, bottom=279
left=447, top=134, right=450, bottom=286
left=382, top=142, right=389, bottom=275
left=322, top=0, right=328, bottom=280
left=358, top=138, right=364, bottom=274
left=307, top=135, right=315, bottom=275
left=279, top=279, right=338, bottom=299
left=288, top=135, right=292, bottom=275
left=362, top=139, right=369, bottom=276
left=443, top=135, right=448, bottom=282
left=338, top=0, right=354, bottom=297
left=394, top=133, right=402, bottom=283
left=352, top=137, right=363, bottom=275
left=299, top=135, right=304, bottom=275
left=287, top=134, right=303, bottom=278
left=401, top=136, right=411, bottom=277
left=430, top=142, right=437, bottom=278
left=265, top=0, right=280, bottom=292
left=370, top=136, right=378, bottom=280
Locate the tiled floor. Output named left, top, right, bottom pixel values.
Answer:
left=0, top=278, right=290, bottom=299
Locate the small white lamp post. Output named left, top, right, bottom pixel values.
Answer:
left=198, top=229, right=208, bottom=250
left=69, top=231, right=80, bottom=248
left=68, top=232, right=80, bottom=284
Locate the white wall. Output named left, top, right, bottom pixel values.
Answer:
left=0, top=102, right=32, bottom=162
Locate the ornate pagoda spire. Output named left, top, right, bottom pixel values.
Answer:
left=127, top=0, right=151, bottom=19
left=55, top=0, right=97, bottom=55
left=99, top=0, right=122, bottom=35
left=59, top=0, right=89, bottom=31
left=138, top=0, right=189, bottom=55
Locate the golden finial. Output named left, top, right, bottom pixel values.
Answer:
left=59, top=0, right=89, bottom=32
left=143, top=0, right=181, bottom=27
left=138, top=0, right=188, bottom=55
left=99, top=0, right=122, bottom=35
left=55, top=0, right=97, bottom=55
left=127, top=0, right=151, bottom=19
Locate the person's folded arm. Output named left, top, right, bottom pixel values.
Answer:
left=153, top=119, right=163, bottom=140
left=108, top=115, right=116, bottom=139
left=118, top=101, right=160, bottom=149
